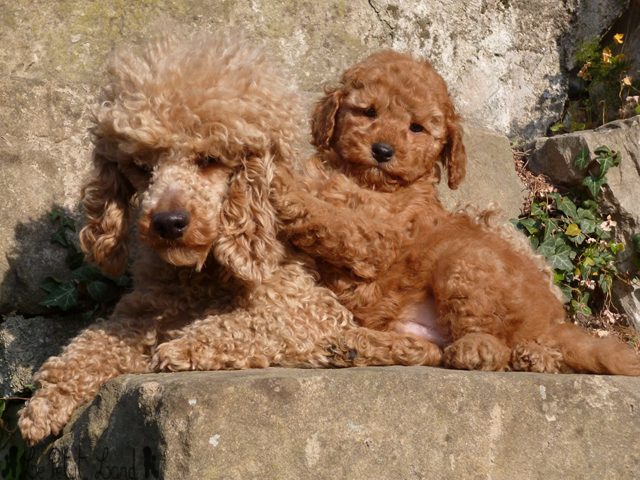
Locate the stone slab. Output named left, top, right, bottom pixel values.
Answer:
left=34, top=367, right=640, bottom=480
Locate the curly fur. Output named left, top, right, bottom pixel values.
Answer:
left=276, top=50, right=640, bottom=376
left=18, top=35, right=445, bottom=446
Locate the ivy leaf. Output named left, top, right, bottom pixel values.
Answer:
left=40, top=276, right=62, bottom=294
left=539, top=237, right=575, bottom=271
left=71, top=264, right=104, bottom=283
left=565, top=223, right=582, bottom=236
left=610, top=242, right=625, bottom=255
left=573, top=148, right=591, bottom=170
left=571, top=299, right=592, bottom=316
left=582, top=175, right=606, bottom=199
left=40, top=282, right=79, bottom=311
left=518, top=218, right=539, bottom=235
left=542, top=218, right=560, bottom=240
left=530, top=202, right=547, bottom=219
left=595, top=149, right=621, bottom=177
left=558, top=284, right=573, bottom=303
left=598, top=274, right=613, bottom=293
left=51, top=228, right=70, bottom=248
left=550, top=193, right=578, bottom=219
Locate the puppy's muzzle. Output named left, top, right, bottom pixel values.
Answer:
left=371, top=143, right=395, bottom=163
left=151, top=210, right=190, bottom=240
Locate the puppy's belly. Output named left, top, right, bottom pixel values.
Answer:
left=397, top=297, right=451, bottom=348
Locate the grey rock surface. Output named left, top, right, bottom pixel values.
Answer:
left=0, top=315, right=87, bottom=396
left=37, top=367, right=640, bottom=480
left=439, top=123, right=525, bottom=220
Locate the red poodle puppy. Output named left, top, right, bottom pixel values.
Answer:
left=275, top=50, right=640, bottom=375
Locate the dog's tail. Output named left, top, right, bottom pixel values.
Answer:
left=543, top=322, right=640, bottom=375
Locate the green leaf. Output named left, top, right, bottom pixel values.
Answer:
left=539, top=237, right=576, bottom=271
left=582, top=175, right=605, bottom=199
left=530, top=202, right=548, bottom=219
left=559, top=284, right=573, bottom=303
left=635, top=104, right=640, bottom=115
left=40, top=276, right=62, bottom=293
left=565, top=223, right=582, bottom=236
left=71, top=264, right=104, bottom=283
left=598, top=274, right=613, bottom=293
left=550, top=122, right=564, bottom=133
left=571, top=299, right=592, bottom=316
left=542, top=218, right=560, bottom=240
left=632, top=233, right=640, bottom=252
left=40, top=282, right=79, bottom=311
left=595, top=148, right=621, bottom=177
left=518, top=218, right=539, bottom=235
left=550, top=193, right=578, bottom=219
left=51, top=228, right=70, bottom=248
left=610, top=242, right=625, bottom=255
left=573, top=148, right=591, bottom=170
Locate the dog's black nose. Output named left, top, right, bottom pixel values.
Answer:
left=151, top=210, right=190, bottom=240
left=371, top=143, right=395, bottom=163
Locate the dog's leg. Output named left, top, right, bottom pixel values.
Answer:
left=152, top=311, right=443, bottom=371
left=433, top=257, right=512, bottom=371
left=18, top=318, right=154, bottom=445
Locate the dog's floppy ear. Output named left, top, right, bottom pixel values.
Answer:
left=213, top=153, right=285, bottom=285
left=79, top=148, right=134, bottom=277
left=442, top=115, right=466, bottom=189
left=311, top=88, right=345, bottom=151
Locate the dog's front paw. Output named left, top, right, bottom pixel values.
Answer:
left=151, top=339, right=197, bottom=372
left=19, top=396, right=63, bottom=446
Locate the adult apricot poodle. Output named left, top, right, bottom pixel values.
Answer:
left=276, top=50, right=640, bottom=376
left=18, top=36, right=443, bottom=445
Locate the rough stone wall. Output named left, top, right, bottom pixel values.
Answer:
left=0, top=0, right=628, bottom=314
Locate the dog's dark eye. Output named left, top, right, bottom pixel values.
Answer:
left=196, top=155, right=219, bottom=169
left=362, top=107, right=377, bottom=118
left=410, top=123, right=425, bottom=133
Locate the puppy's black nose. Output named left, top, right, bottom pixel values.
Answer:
left=371, top=143, right=395, bottom=163
left=151, top=210, right=190, bottom=240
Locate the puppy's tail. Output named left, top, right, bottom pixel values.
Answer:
left=544, top=322, right=640, bottom=375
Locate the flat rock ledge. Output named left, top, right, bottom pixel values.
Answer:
left=34, top=367, right=639, bottom=480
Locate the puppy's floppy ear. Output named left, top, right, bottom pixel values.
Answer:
left=213, top=153, right=285, bottom=285
left=311, top=88, right=345, bottom=151
left=442, top=115, right=466, bottom=189
left=79, top=148, right=134, bottom=277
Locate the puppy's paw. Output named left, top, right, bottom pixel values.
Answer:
left=510, top=342, right=563, bottom=373
left=443, top=333, right=510, bottom=371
